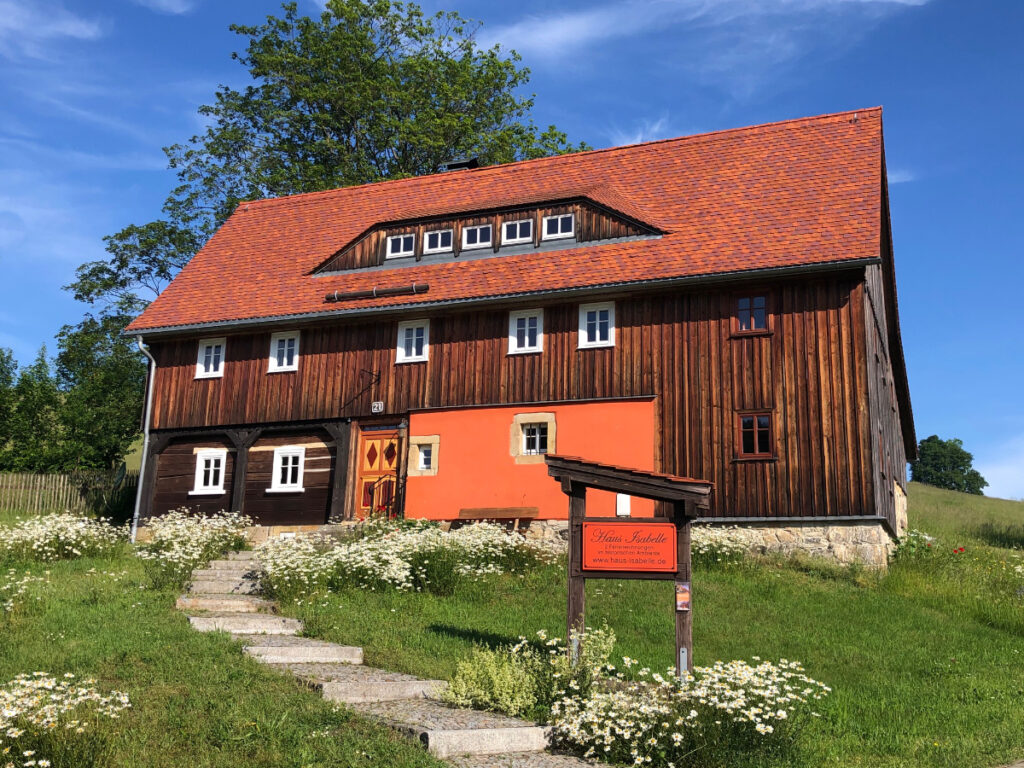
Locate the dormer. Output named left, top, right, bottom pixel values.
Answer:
left=311, top=196, right=663, bottom=275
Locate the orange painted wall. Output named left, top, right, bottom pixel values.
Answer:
left=405, top=398, right=656, bottom=520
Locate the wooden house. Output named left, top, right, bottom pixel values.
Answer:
left=126, top=108, right=914, bottom=561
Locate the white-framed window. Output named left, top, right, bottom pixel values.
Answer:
left=462, top=223, right=492, bottom=250
left=190, top=448, right=227, bottom=495
left=387, top=233, right=415, bottom=259
left=522, top=422, right=549, bottom=455
left=269, top=446, right=305, bottom=493
left=508, top=309, right=543, bottom=354
left=195, top=338, right=226, bottom=379
left=502, top=219, right=533, bottom=246
left=268, top=331, right=299, bottom=372
left=418, top=444, right=433, bottom=471
left=424, top=228, right=453, bottom=254
left=542, top=213, right=574, bottom=240
left=578, top=302, right=615, bottom=348
left=396, top=319, right=429, bottom=363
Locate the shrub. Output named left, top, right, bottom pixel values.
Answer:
left=551, top=657, right=831, bottom=768
left=894, top=528, right=935, bottom=561
left=258, top=521, right=562, bottom=600
left=0, top=514, right=125, bottom=564
left=0, top=672, right=131, bottom=768
left=443, top=626, right=616, bottom=722
left=135, top=509, right=251, bottom=589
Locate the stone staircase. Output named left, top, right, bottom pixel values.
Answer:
left=178, top=551, right=597, bottom=767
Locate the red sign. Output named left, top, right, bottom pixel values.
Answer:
left=582, top=521, right=678, bottom=572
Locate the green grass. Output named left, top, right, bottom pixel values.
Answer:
left=0, top=546, right=443, bottom=768
left=283, top=483, right=1024, bottom=768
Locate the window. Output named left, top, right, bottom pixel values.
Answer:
left=195, top=338, right=226, bottom=379
left=407, top=435, right=440, bottom=476
left=462, top=223, right=492, bottom=250
left=396, top=320, right=429, bottom=363
left=268, top=331, right=299, bottom=372
left=387, top=233, right=415, bottom=258
left=578, top=302, right=615, bottom=348
left=508, top=309, right=543, bottom=354
left=736, top=295, right=768, bottom=333
left=269, top=446, right=305, bottom=492
left=522, top=422, right=548, bottom=455
left=503, top=219, right=533, bottom=245
left=738, top=413, right=773, bottom=458
left=542, top=213, right=574, bottom=240
left=191, top=448, right=227, bottom=495
left=424, top=229, right=453, bottom=254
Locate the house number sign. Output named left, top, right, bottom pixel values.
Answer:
left=371, top=401, right=385, bottom=414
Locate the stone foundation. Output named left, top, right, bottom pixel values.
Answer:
left=734, top=520, right=895, bottom=568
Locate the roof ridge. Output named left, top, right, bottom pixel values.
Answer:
left=242, top=107, right=882, bottom=211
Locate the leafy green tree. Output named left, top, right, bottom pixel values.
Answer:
left=910, top=435, right=988, bottom=496
left=0, top=347, right=67, bottom=472
left=56, top=315, right=146, bottom=470
left=67, top=0, right=586, bottom=310
left=0, top=348, right=16, bottom=451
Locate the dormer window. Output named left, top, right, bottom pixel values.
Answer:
left=542, top=213, right=574, bottom=241
left=387, top=234, right=415, bottom=259
left=424, top=229, right=453, bottom=254
left=462, top=224, right=492, bottom=250
left=503, top=219, right=533, bottom=246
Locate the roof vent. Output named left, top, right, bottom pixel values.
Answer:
left=438, top=156, right=480, bottom=172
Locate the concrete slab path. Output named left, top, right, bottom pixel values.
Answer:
left=177, top=551, right=597, bottom=766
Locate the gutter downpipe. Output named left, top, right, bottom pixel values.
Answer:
left=131, top=336, right=157, bottom=543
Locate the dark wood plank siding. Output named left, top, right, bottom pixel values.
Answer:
left=315, top=200, right=650, bottom=273
left=863, top=263, right=907, bottom=532
left=152, top=438, right=235, bottom=517
left=243, top=432, right=334, bottom=526
left=149, top=275, right=873, bottom=521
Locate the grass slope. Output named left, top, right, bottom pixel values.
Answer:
left=0, top=548, right=443, bottom=768
left=285, top=483, right=1024, bottom=768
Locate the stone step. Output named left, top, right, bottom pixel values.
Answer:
left=449, top=754, right=601, bottom=768
left=352, top=699, right=549, bottom=759
left=195, top=562, right=261, bottom=575
left=273, top=662, right=446, bottom=704
left=189, top=577, right=261, bottom=595
left=188, top=613, right=300, bottom=635
left=238, top=635, right=363, bottom=664
left=177, top=594, right=272, bottom=613
left=226, top=550, right=258, bottom=561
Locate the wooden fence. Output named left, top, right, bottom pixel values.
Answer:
left=0, top=471, right=140, bottom=515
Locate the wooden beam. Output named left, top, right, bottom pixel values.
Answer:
left=323, top=421, right=352, bottom=523
left=136, top=432, right=173, bottom=523
left=674, top=501, right=693, bottom=674
left=226, top=428, right=262, bottom=515
left=567, top=484, right=586, bottom=665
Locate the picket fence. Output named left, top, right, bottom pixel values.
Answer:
left=0, top=471, right=139, bottom=515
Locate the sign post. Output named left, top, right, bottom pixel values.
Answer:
left=548, top=456, right=712, bottom=676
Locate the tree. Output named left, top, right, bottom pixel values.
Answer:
left=0, top=347, right=66, bottom=472
left=0, top=348, right=16, bottom=452
left=67, top=0, right=586, bottom=310
left=56, top=315, right=146, bottom=470
left=910, top=435, right=988, bottom=496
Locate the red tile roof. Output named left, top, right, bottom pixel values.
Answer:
left=126, top=108, right=884, bottom=333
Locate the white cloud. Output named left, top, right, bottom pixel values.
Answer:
left=976, top=434, right=1024, bottom=502
left=131, top=0, right=198, bottom=14
left=607, top=115, right=676, bottom=145
left=479, top=0, right=933, bottom=97
left=0, top=1, right=103, bottom=60
left=888, top=168, right=916, bottom=184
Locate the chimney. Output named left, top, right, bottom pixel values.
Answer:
left=438, top=156, right=480, bottom=172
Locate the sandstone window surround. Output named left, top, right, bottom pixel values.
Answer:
left=509, top=412, right=557, bottom=465
left=407, top=435, right=440, bottom=476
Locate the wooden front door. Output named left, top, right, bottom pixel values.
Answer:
left=356, top=429, right=401, bottom=518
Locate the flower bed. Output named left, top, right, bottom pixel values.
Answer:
left=135, top=509, right=251, bottom=588
left=0, top=514, right=125, bottom=564
left=0, top=672, right=131, bottom=768
left=259, top=521, right=562, bottom=599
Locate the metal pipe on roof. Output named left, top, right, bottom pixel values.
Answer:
left=324, top=282, right=429, bottom=303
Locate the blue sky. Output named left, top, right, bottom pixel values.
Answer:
left=0, top=0, right=1021, bottom=498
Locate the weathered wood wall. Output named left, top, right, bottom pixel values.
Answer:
left=148, top=274, right=879, bottom=522
left=317, top=199, right=651, bottom=272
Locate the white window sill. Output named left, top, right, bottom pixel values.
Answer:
left=396, top=357, right=428, bottom=364
left=508, top=348, right=542, bottom=356
left=503, top=238, right=533, bottom=246
left=265, top=487, right=305, bottom=494
left=386, top=253, right=414, bottom=260
left=461, top=243, right=492, bottom=251
left=578, top=342, right=615, bottom=349
left=194, top=372, right=224, bottom=380
left=267, top=367, right=298, bottom=374
left=189, top=489, right=225, bottom=496
left=542, top=233, right=575, bottom=241
left=423, top=249, right=453, bottom=256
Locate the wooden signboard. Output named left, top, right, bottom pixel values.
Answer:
left=546, top=455, right=713, bottom=675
